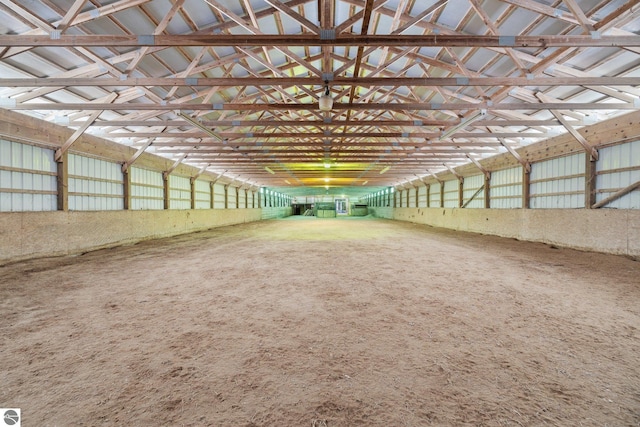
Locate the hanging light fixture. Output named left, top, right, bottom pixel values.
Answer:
left=319, top=81, right=333, bottom=111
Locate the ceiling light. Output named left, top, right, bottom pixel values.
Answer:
left=324, top=163, right=331, bottom=168
left=319, top=81, right=333, bottom=111
left=380, top=166, right=390, bottom=174
left=264, top=166, right=275, bottom=174
left=439, top=109, right=487, bottom=140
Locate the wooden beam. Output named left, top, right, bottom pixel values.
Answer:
left=535, top=92, right=599, bottom=160
left=54, top=92, right=118, bottom=161
left=11, top=101, right=633, bottom=112
left=56, top=0, right=90, bottom=33
left=591, top=180, right=640, bottom=209
left=2, top=34, right=639, bottom=47
left=5, top=76, right=640, bottom=87
left=122, top=138, right=155, bottom=172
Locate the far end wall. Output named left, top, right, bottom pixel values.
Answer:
left=370, top=207, right=640, bottom=257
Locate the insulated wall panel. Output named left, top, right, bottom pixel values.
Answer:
left=429, top=183, right=441, bottom=207
left=0, top=139, right=57, bottom=212
left=169, top=175, right=191, bottom=210
left=68, top=154, right=124, bottom=211
left=194, top=180, right=211, bottom=209
left=214, top=183, right=225, bottom=209
left=418, top=185, right=427, bottom=207
left=596, top=140, right=640, bottom=209
left=462, top=174, right=485, bottom=208
left=443, top=180, right=459, bottom=208
left=530, top=153, right=585, bottom=208
left=408, top=188, right=417, bottom=208
left=130, top=167, right=163, bottom=210
left=490, top=166, right=523, bottom=209
left=228, top=186, right=237, bottom=209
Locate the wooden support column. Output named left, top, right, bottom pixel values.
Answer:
left=440, top=183, right=445, bottom=208
left=484, top=174, right=491, bottom=209
left=123, top=169, right=131, bottom=210
left=522, top=167, right=531, bottom=209
left=235, top=187, right=239, bottom=209
left=585, top=154, right=597, bottom=208
left=244, top=188, right=249, bottom=209
left=426, top=183, right=431, bottom=208
left=190, top=177, right=196, bottom=210
left=210, top=181, right=215, bottom=209
left=163, top=173, right=170, bottom=210
left=56, top=151, right=69, bottom=211
left=224, top=185, right=229, bottom=209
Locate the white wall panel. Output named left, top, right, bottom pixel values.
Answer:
left=130, top=167, right=163, bottom=210
left=429, top=183, right=441, bottom=207
left=68, top=154, right=124, bottom=211
left=530, top=153, right=585, bottom=208
left=228, top=186, right=237, bottom=208
left=214, top=183, right=225, bottom=209
left=238, top=188, right=247, bottom=208
left=169, top=175, right=191, bottom=210
left=596, top=140, right=640, bottom=209
left=417, top=185, right=427, bottom=207
left=0, top=139, right=57, bottom=212
left=443, top=179, right=459, bottom=208
left=462, top=174, right=485, bottom=208
left=408, top=187, right=417, bottom=207
left=490, top=166, right=523, bottom=209
left=194, top=180, right=211, bottom=209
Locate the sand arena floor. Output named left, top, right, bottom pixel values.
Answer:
left=1, top=216, right=639, bottom=426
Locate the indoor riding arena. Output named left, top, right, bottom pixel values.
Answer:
left=1, top=0, right=639, bottom=426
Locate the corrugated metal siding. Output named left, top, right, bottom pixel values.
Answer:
left=68, top=154, right=124, bottom=211
left=130, top=167, right=163, bottom=210
left=530, top=153, right=585, bottom=208
left=462, top=174, right=485, bottom=208
left=490, top=166, right=523, bottom=209
left=443, top=179, right=459, bottom=208
left=194, top=180, right=210, bottom=209
left=429, top=183, right=441, bottom=207
left=0, top=139, right=57, bottom=212
left=596, top=140, right=640, bottom=209
left=169, top=175, right=191, bottom=210
left=213, top=183, right=225, bottom=209
left=418, top=184, right=427, bottom=207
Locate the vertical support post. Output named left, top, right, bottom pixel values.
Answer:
left=426, top=183, right=431, bottom=208
left=258, top=190, right=262, bottom=208
left=522, top=167, right=530, bottom=209
left=163, top=173, right=170, bottom=210
left=123, top=168, right=131, bottom=210
left=585, top=154, right=597, bottom=208
left=235, top=187, right=239, bottom=209
left=393, top=190, right=397, bottom=207
left=244, top=189, right=249, bottom=208
left=484, top=173, right=491, bottom=209
left=458, top=177, right=464, bottom=208
left=210, top=181, right=215, bottom=209
left=224, top=185, right=229, bottom=209
left=440, top=183, right=445, bottom=208
left=56, top=151, right=69, bottom=211
left=190, top=177, right=196, bottom=210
